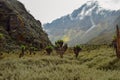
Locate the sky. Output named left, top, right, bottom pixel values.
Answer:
left=18, top=0, right=120, bottom=24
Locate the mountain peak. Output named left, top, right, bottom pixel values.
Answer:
left=70, top=0, right=102, bottom=20
left=44, top=0, right=120, bottom=46
left=85, top=0, right=99, bottom=7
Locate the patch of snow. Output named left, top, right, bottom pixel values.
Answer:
left=85, top=25, right=96, bottom=34
left=85, top=6, right=96, bottom=16
left=96, top=7, right=103, bottom=14
left=69, top=14, right=74, bottom=21
left=90, top=16, right=95, bottom=25
left=86, top=1, right=98, bottom=6
left=79, top=7, right=86, bottom=16
left=79, top=16, right=84, bottom=20
left=78, top=7, right=86, bottom=20
left=83, top=16, right=96, bottom=34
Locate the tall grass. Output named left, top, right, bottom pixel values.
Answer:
left=0, top=46, right=120, bottom=80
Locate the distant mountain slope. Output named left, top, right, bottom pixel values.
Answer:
left=88, top=15, right=120, bottom=44
left=44, top=1, right=120, bottom=46
left=0, top=0, right=51, bottom=50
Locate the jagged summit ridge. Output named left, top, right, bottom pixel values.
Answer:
left=44, top=1, right=120, bottom=46
left=69, top=1, right=111, bottom=21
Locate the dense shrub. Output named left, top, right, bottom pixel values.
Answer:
left=45, top=45, right=53, bottom=55
left=19, top=45, right=26, bottom=58
left=55, top=40, right=68, bottom=58
left=55, top=40, right=64, bottom=48
left=0, top=33, right=3, bottom=40
left=73, top=45, right=82, bottom=58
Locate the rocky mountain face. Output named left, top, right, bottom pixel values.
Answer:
left=0, top=0, right=51, bottom=51
left=44, top=1, right=120, bottom=46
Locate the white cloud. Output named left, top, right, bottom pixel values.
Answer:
left=18, top=0, right=88, bottom=23
left=18, top=0, right=120, bottom=23
left=98, top=0, right=120, bottom=10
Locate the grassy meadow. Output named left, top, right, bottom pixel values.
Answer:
left=0, top=46, right=120, bottom=80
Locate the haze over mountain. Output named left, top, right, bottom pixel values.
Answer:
left=44, top=1, right=120, bottom=46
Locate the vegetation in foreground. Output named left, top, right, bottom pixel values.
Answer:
left=0, top=46, right=120, bottom=80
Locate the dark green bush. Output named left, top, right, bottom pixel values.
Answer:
left=0, top=33, right=4, bottom=40
left=29, top=46, right=37, bottom=55
left=73, top=45, right=82, bottom=58
left=19, top=45, right=26, bottom=58
left=55, top=40, right=68, bottom=58
left=55, top=40, right=64, bottom=47
left=45, top=45, right=53, bottom=55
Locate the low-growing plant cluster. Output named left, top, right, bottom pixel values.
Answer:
left=0, top=39, right=84, bottom=61
left=45, top=40, right=83, bottom=58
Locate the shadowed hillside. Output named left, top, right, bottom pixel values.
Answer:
left=0, top=0, right=51, bottom=51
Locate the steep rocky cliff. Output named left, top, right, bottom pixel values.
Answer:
left=0, top=0, right=51, bottom=51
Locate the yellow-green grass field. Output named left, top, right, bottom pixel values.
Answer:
left=0, top=46, right=120, bottom=80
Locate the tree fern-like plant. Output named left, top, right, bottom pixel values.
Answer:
left=0, top=33, right=4, bottom=54
left=45, top=45, right=53, bottom=55
left=55, top=40, right=68, bottom=58
left=73, top=45, right=82, bottom=58
left=55, top=40, right=64, bottom=48
left=19, top=45, right=26, bottom=58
